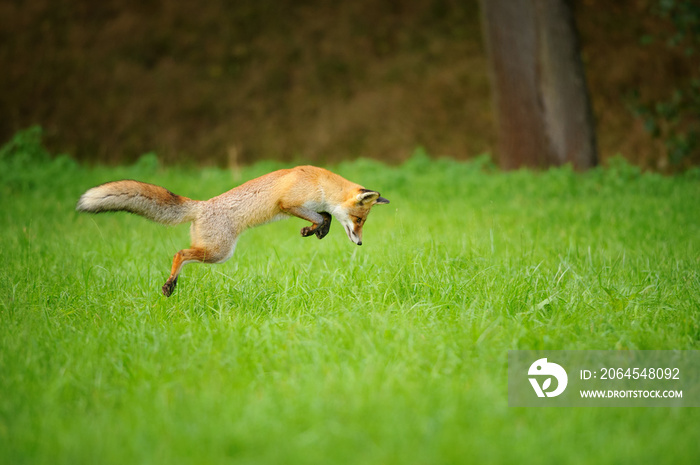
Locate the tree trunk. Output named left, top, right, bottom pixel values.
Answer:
left=480, top=0, right=598, bottom=170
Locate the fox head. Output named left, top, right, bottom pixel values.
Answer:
left=338, top=188, right=390, bottom=246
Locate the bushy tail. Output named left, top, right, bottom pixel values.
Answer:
left=76, top=180, right=199, bottom=225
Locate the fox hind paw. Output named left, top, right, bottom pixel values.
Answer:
left=162, top=277, right=178, bottom=297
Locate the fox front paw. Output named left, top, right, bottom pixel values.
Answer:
left=300, top=213, right=332, bottom=239
left=314, top=213, right=332, bottom=239
left=300, top=225, right=316, bottom=237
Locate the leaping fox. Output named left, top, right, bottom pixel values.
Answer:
left=77, top=165, right=389, bottom=296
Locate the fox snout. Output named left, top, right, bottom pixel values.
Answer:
left=347, top=226, right=363, bottom=246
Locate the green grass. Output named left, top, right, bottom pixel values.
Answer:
left=2, top=134, right=700, bottom=463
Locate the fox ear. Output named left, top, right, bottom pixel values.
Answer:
left=356, top=190, right=379, bottom=205
left=357, top=189, right=389, bottom=205
left=356, top=189, right=388, bottom=206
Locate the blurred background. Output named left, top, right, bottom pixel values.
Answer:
left=0, top=0, right=697, bottom=170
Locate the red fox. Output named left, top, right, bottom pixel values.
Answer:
left=77, top=165, right=389, bottom=297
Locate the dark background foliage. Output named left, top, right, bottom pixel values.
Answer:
left=0, top=0, right=697, bottom=169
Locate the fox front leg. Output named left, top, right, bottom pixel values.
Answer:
left=281, top=206, right=332, bottom=240
left=313, top=212, right=332, bottom=239
left=300, top=212, right=332, bottom=239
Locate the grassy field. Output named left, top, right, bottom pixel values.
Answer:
left=2, top=132, right=700, bottom=464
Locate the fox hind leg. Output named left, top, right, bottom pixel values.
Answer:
left=162, top=243, right=235, bottom=297
left=162, top=247, right=208, bottom=297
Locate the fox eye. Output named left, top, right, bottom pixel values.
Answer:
left=351, top=216, right=362, bottom=225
